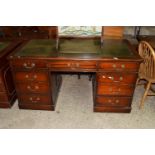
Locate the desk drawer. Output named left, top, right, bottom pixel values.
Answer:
left=96, top=96, right=131, bottom=107
left=16, top=82, right=49, bottom=94
left=14, top=71, right=49, bottom=82
left=48, top=60, right=97, bottom=70
left=19, top=94, right=51, bottom=105
left=97, top=84, right=134, bottom=96
left=98, top=62, right=139, bottom=72
left=97, top=72, right=137, bottom=84
left=11, top=59, right=47, bottom=70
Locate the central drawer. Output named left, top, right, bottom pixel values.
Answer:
left=97, top=84, right=134, bottom=96
left=48, top=60, right=97, bottom=70
left=16, top=82, right=50, bottom=94
left=14, top=71, right=49, bottom=82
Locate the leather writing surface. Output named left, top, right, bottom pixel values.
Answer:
left=15, top=39, right=56, bottom=57
left=14, top=39, right=135, bottom=58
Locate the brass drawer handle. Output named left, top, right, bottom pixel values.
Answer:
left=115, top=99, right=119, bottom=103
left=33, top=75, right=37, bottom=79
left=108, top=99, right=112, bottom=103
left=27, top=85, right=39, bottom=91
left=25, top=74, right=37, bottom=80
left=119, top=77, right=123, bottom=81
left=23, top=63, right=35, bottom=69
left=67, top=63, right=71, bottom=67
left=76, top=63, right=80, bottom=67
left=29, top=97, right=40, bottom=103
left=108, top=76, right=114, bottom=80
left=112, top=64, right=116, bottom=68
left=25, top=75, right=29, bottom=79
left=121, top=64, right=125, bottom=68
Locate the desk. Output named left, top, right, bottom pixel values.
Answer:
left=9, top=38, right=142, bottom=112
left=0, top=40, right=21, bottom=108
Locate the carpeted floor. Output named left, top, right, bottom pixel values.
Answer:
left=0, top=75, right=155, bottom=129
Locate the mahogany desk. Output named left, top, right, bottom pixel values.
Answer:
left=8, top=38, right=142, bottom=113
left=0, top=40, right=21, bottom=108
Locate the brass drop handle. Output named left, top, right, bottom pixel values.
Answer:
left=108, top=99, right=112, bottom=103
left=115, top=99, right=119, bottom=103
left=27, top=85, right=39, bottom=91
left=25, top=75, right=29, bottom=78
left=108, top=76, right=114, bottom=80
left=119, top=76, right=123, bottom=81
left=112, top=64, right=116, bottom=68
left=23, top=63, right=35, bottom=69
left=33, top=75, right=37, bottom=79
left=76, top=63, right=80, bottom=67
left=67, top=63, right=71, bottom=67
left=121, top=64, right=125, bottom=68
left=25, top=74, right=37, bottom=80
left=29, top=97, right=40, bottom=103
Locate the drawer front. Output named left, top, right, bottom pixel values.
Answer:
left=11, top=59, right=47, bottom=70
left=98, top=62, right=139, bottom=72
left=48, top=60, right=97, bottom=70
left=14, top=71, right=49, bottom=82
left=97, top=84, right=134, bottom=96
left=16, top=82, right=49, bottom=94
left=0, top=93, right=8, bottom=102
left=97, top=72, right=137, bottom=84
left=96, top=96, right=131, bottom=107
left=19, top=94, right=51, bottom=105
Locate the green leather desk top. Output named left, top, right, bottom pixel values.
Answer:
left=0, top=41, right=10, bottom=53
left=14, top=38, right=136, bottom=59
left=15, top=39, right=56, bottom=57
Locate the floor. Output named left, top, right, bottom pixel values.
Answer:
left=0, top=75, right=155, bottom=129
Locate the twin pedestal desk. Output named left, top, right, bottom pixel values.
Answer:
left=6, top=38, right=142, bottom=113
